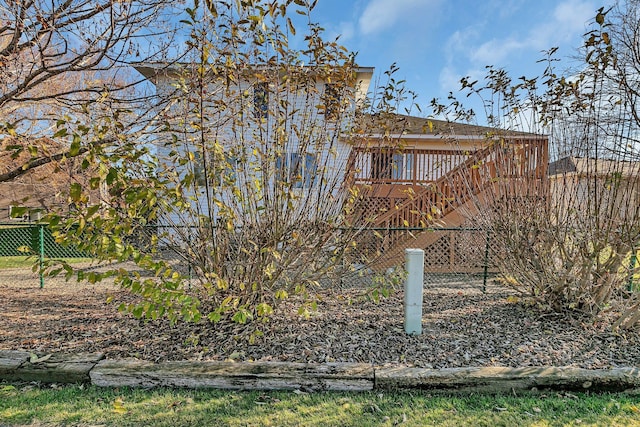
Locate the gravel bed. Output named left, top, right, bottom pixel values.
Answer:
left=1, top=270, right=639, bottom=369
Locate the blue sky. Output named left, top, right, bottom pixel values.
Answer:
left=306, top=0, right=601, bottom=115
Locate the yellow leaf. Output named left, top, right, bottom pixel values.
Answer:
left=113, top=406, right=127, bottom=415
left=113, top=397, right=127, bottom=414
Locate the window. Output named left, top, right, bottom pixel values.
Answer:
left=391, top=153, right=414, bottom=180
left=370, top=151, right=409, bottom=181
left=253, top=82, right=269, bottom=119
left=276, top=152, right=318, bottom=188
left=9, top=206, right=41, bottom=221
left=391, top=153, right=404, bottom=180
left=192, top=151, right=206, bottom=187
left=304, top=153, right=318, bottom=188
left=322, top=83, right=341, bottom=120
left=8, top=205, right=28, bottom=221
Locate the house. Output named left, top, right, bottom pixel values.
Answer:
left=134, top=63, right=549, bottom=270
left=548, top=156, right=640, bottom=224
left=133, top=62, right=375, bottom=226
left=0, top=137, right=94, bottom=222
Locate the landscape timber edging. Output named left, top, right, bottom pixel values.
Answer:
left=1, top=350, right=639, bottom=393
left=374, top=366, right=640, bottom=393
left=89, top=359, right=375, bottom=391
left=0, top=350, right=104, bottom=384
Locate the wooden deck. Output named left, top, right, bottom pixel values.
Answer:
left=346, top=138, right=549, bottom=270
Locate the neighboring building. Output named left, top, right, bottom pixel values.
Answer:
left=548, top=156, right=640, bottom=223
left=0, top=137, right=87, bottom=222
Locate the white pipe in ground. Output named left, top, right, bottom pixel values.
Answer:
left=404, top=248, right=424, bottom=335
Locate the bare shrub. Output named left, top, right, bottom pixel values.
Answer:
left=433, top=2, right=640, bottom=329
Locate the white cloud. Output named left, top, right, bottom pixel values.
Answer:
left=487, top=0, right=527, bottom=19
left=436, top=0, right=597, bottom=109
left=336, top=21, right=356, bottom=43
left=470, top=38, right=526, bottom=65
left=445, top=28, right=477, bottom=55
left=438, top=66, right=484, bottom=95
left=468, top=0, right=595, bottom=65
left=438, top=66, right=462, bottom=95
left=553, top=0, right=596, bottom=37
left=358, top=0, right=440, bottom=36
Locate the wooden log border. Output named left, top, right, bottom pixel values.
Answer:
left=374, top=366, right=640, bottom=393
left=1, top=351, right=639, bottom=393
left=0, top=350, right=104, bottom=384
left=90, top=359, right=374, bottom=391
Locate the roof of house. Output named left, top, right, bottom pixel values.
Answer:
left=133, top=62, right=375, bottom=86
left=548, top=156, right=640, bottom=177
left=357, top=113, right=546, bottom=139
left=133, top=62, right=375, bottom=107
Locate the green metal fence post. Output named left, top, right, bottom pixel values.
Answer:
left=38, top=224, right=45, bottom=288
left=482, top=229, right=490, bottom=293
left=628, top=248, right=637, bottom=292
left=187, top=229, right=193, bottom=290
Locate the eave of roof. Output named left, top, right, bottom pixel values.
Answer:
left=132, top=62, right=375, bottom=86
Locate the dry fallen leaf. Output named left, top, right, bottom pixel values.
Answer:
left=4, top=279, right=640, bottom=372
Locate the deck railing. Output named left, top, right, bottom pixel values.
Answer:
left=349, top=139, right=549, bottom=259
left=349, top=147, right=474, bottom=186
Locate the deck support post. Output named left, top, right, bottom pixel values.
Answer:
left=404, top=248, right=424, bottom=335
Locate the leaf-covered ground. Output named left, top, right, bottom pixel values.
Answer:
left=1, top=268, right=639, bottom=368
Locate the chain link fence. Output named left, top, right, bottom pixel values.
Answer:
left=0, top=219, right=503, bottom=290
left=0, top=222, right=92, bottom=287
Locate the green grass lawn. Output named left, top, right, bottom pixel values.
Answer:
left=0, top=256, right=93, bottom=269
left=1, top=383, right=639, bottom=426
left=0, top=256, right=35, bottom=269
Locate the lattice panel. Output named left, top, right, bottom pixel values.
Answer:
left=355, top=197, right=390, bottom=221
left=347, top=227, right=501, bottom=277
left=423, top=234, right=450, bottom=268
left=350, top=228, right=410, bottom=265
left=422, top=230, right=496, bottom=273
left=452, top=231, right=488, bottom=268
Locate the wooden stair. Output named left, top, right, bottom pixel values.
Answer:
left=369, top=196, right=482, bottom=271
left=357, top=139, right=547, bottom=271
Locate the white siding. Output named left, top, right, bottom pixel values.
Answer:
left=149, top=68, right=369, bottom=225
